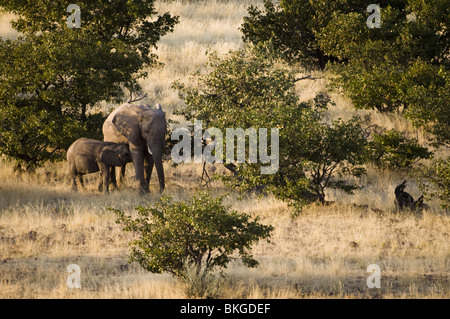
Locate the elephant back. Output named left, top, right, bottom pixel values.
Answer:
left=103, top=103, right=137, bottom=144
left=103, top=103, right=165, bottom=145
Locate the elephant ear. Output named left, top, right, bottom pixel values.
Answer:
left=100, top=147, right=123, bottom=167
left=111, top=104, right=142, bottom=142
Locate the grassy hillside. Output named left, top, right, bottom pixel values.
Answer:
left=0, top=0, right=448, bottom=299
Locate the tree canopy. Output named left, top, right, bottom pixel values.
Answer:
left=0, top=0, right=178, bottom=169
left=241, top=0, right=449, bottom=145
left=175, top=46, right=368, bottom=211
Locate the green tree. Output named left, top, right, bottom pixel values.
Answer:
left=0, top=1, right=178, bottom=170
left=241, top=0, right=406, bottom=69
left=174, top=46, right=368, bottom=211
left=241, top=0, right=329, bottom=68
left=413, top=157, right=450, bottom=210
left=365, top=129, right=432, bottom=169
left=242, top=0, right=449, bottom=145
left=113, top=192, right=273, bottom=283
left=400, top=61, right=450, bottom=146
left=318, top=1, right=449, bottom=144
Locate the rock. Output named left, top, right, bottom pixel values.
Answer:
left=349, top=241, right=359, bottom=249
left=24, top=230, right=37, bottom=241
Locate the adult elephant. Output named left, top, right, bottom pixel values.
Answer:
left=103, top=103, right=167, bottom=194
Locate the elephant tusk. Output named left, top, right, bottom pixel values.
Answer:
left=148, top=146, right=153, bottom=155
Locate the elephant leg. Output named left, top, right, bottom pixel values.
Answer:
left=145, top=151, right=155, bottom=187
left=118, top=165, right=126, bottom=189
left=98, top=175, right=103, bottom=192
left=153, top=153, right=165, bottom=193
left=130, top=148, right=148, bottom=195
left=146, top=142, right=165, bottom=193
left=104, top=173, right=110, bottom=194
left=109, top=166, right=118, bottom=190
left=71, top=175, right=78, bottom=191
left=77, top=174, right=84, bottom=190
left=99, top=164, right=110, bottom=194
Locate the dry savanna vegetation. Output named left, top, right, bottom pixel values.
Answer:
left=0, top=0, right=449, bottom=299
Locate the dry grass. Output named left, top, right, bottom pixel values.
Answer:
left=0, top=159, right=449, bottom=299
left=0, top=0, right=449, bottom=299
left=0, top=11, right=19, bottom=40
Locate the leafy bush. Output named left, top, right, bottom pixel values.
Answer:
left=401, top=61, right=450, bottom=146
left=241, top=0, right=322, bottom=67
left=413, top=157, right=450, bottom=210
left=0, top=0, right=178, bottom=169
left=174, top=46, right=368, bottom=211
left=240, top=0, right=406, bottom=69
left=113, top=192, right=273, bottom=283
left=318, top=1, right=449, bottom=144
left=273, top=114, right=367, bottom=209
left=365, top=129, right=432, bottom=169
left=241, top=0, right=449, bottom=145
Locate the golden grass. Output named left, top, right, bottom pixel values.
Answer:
left=0, top=160, right=449, bottom=299
left=0, top=11, right=19, bottom=40
left=0, top=0, right=449, bottom=299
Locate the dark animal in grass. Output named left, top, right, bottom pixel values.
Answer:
left=67, top=138, right=132, bottom=193
left=394, top=180, right=428, bottom=212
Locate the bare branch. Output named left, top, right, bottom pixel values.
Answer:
left=128, top=92, right=148, bottom=103
left=202, top=91, right=218, bottom=98
left=294, top=75, right=325, bottom=82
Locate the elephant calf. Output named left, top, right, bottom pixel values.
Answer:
left=67, top=138, right=132, bottom=193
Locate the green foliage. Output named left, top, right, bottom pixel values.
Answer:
left=365, top=129, right=432, bottom=169
left=0, top=0, right=178, bottom=169
left=241, top=0, right=320, bottom=67
left=318, top=1, right=449, bottom=144
left=175, top=46, right=368, bottom=210
left=413, top=157, right=450, bottom=210
left=240, top=0, right=406, bottom=69
left=241, top=0, right=449, bottom=145
left=173, top=46, right=295, bottom=130
left=113, top=192, right=273, bottom=279
left=401, top=61, right=450, bottom=146
left=272, top=114, right=367, bottom=210
left=241, top=0, right=328, bottom=68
